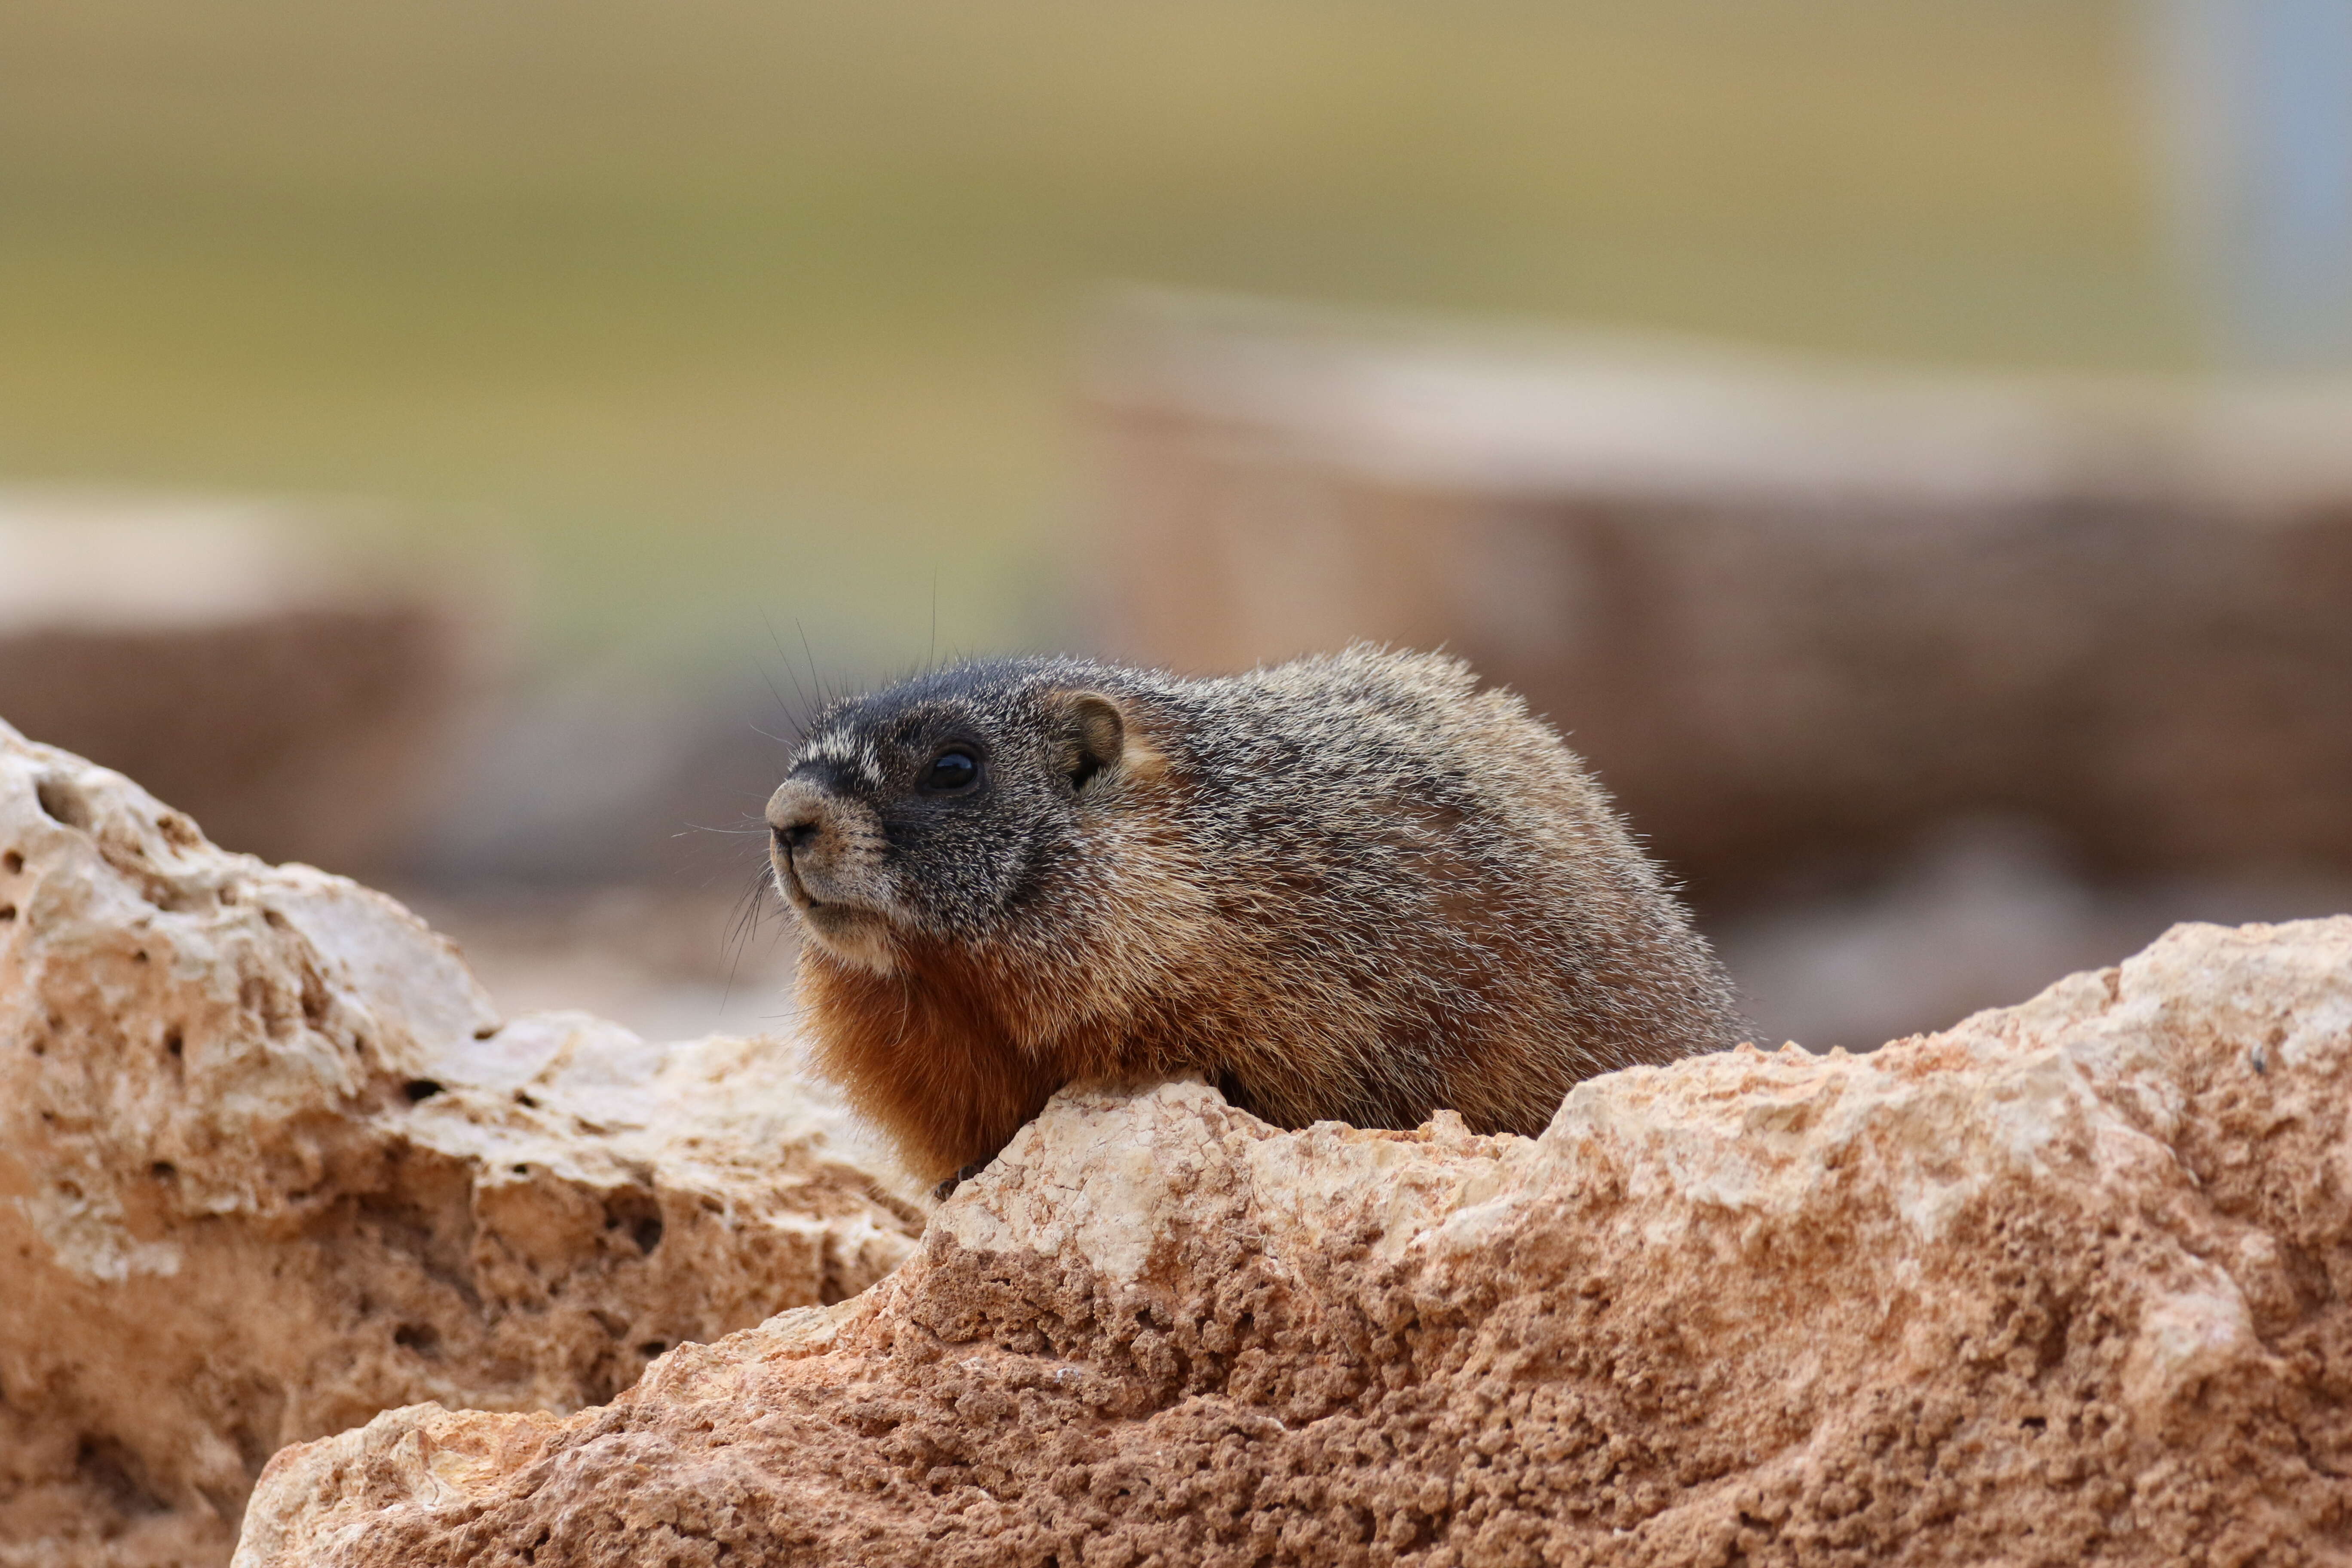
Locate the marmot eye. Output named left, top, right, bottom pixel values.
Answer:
left=921, top=748, right=981, bottom=794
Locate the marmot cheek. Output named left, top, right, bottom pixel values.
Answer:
left=804, top=860, right=909, bottom=925
left=779, top=823, right=901, bottom=922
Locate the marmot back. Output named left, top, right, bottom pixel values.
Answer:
left=767, top=646, right=1744, bottom=1186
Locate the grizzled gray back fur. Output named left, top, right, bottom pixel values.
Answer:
left=771, top=644, right=1747, bottom=1183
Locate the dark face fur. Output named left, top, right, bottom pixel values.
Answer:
left=766, top=662, right=1128, bottom=973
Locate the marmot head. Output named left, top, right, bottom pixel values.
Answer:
left=766, top=660, right=1147, bottom=974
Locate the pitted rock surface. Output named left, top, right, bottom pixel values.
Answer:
left=0, top=721, right=923, bottom=1568
left=240, top=917, right=2352, bottom=1567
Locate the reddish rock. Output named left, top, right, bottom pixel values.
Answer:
left=239, top=916, right=2352, bottom=1567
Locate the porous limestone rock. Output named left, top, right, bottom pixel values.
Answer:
left=0, top=722, right=924, bottom=1568
left=236, top=916, right=2352, bottom=1567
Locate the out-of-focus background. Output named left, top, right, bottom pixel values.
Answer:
left=4, top=0, right=2348, bottom=1050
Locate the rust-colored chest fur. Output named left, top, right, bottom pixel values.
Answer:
left=794, top=939, right=1141, bottom=1186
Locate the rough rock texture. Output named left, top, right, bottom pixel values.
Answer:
left=0, top=721, right=924, bottom=1568
left=242, top=916, right=2352, bottom=1567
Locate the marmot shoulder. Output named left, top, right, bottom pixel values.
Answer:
left=767, top=646, right=1745, bottom=1187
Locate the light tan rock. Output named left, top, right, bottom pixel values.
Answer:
left=0, top=722, right=923, bottom=1568
left=235, top=915, right=2352, bottom=1566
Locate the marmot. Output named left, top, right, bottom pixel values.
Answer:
left=767, top=646, right=1744, bottom=1188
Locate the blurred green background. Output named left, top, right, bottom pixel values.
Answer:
left=1, top=0, right=2176, bottom=672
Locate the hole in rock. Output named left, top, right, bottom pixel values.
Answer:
left=75, top=1437, right=168, bottom=1519
left=513, top=1091, right=539, bottom=1109
left=393, top=1323, right=442, bottom=1357
left=474, top=1024, right=499, bottom=1041
left=603, top=1188, right=666, bottom=1256
left=0, top=906, right=14, bottom=923
left=402, top=1079, right=444, bottom=1103
left=3, top=850, right=22, bottom=873
left=164, top=1029, right=183, bottom=1059
left=640, top=1341, right=668, bottom=1357
left=2022, top=1416, right=2047, bottom=1431
left=149, top=1162, right=175, bottom=1180
left=35, top=778, right=93, bottom=831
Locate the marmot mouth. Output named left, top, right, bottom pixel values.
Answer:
left=796, top=897, right=902, bottom=974
left=771, top=854, right=816, bottom=913
left=803, top=901, right=883, bottom=934
left=776, top=855, right=892, bottom=936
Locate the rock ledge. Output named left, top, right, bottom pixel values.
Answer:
left=240, top=916, right=2352, bottom=1567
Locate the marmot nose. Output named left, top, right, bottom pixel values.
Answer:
left=766, top=778, right=831, bottom=855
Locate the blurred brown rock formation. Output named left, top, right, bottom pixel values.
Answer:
left=1088, top=297, right=2352, bottom=910
left=0, top=497, right=484, bottom=877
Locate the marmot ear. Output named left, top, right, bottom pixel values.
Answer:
left=1060, top=691, right=1127, bottom=793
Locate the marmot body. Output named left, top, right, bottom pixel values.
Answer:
left=768, top=646, right=1744, bottom=1186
